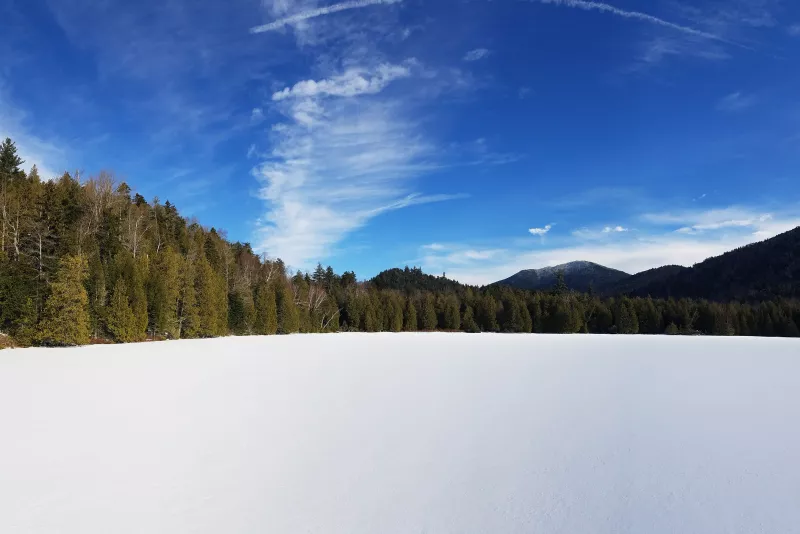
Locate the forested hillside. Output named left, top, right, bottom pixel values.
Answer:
left=627, top=227, right=800, bottom=301
left=1, top=137, right=799, bottom=347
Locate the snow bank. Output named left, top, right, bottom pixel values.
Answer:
left=1, top=334, right=799, bottom=533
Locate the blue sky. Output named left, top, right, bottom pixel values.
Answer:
left=2, top=0, right=799, bottom=284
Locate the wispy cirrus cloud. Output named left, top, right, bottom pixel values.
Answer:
left=571, top=225, right=628, bottom=240
left=251, top=0, right=401, bottom=34
left=463, top=48, right=490, bottom=62
left=789, top=24, right=800, bottom=37
left=717, top=91, right=757, bottom=112
left=253, top=62, right=462, bottom=268
left=272, top=63, right=412, bottom=101
left=0, top=87, right=67, bottom=180
left=642, top=207, right=785, bottom=237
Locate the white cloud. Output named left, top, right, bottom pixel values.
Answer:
left=463, top=48, right=490, bottom=62
left=251, top=108, right=264, bottom=122
left=419, top=206, right=800, bottom=286
left=642, top=207, right=776, bottom=233
left=572, top=225, right=628, bottom=240
left=254, top=63, right=461, bottom=268
left=789, top=24, right=800, bottom=37
left=251, top=0, right=401, bottom=34
left=422, top=243, right=446, bottom=251
left=529, top=224, right=553, bottom=236
left=0, top=89, right=67, bottom=180
left=716, top=91, right=757, bottom=112
left=272, top=64, right=412, bottom=101
left=536, top=0, right=726, bottom=42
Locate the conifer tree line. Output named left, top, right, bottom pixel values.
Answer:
left=1, top=137, right=799, bottom=346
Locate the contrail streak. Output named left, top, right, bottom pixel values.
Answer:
left=251, top=0, right=400, bottom=34
left=537, top=0, right=737, bottom=45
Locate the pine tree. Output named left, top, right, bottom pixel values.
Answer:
left=0, top=137, right=24, bottom=179
left=312, top=263, right=325, bottom=284
left=403, top=296, right=418, bottom=331
left=363, top=294, right=380, bottom=332
left=615, top=298, right=639, bottom=334
left=38, top=255, right=90, bottom=346
left=479, top=294, right=499, bottom=331
left=421, top=293, right=437, bottom=330
left=390, top=295, right=404, bottom=332
left=665, top=322, right=679, bottom=335
left=131, top=257, right=149, bottom=339
left=443, top=295, right=461, bottom=330
left=178, top=254, right=200, bottom=338
left=461, top=305, right=480, bottom=333
left=253, top=282, right=278, bottom=335
left=195, top=256, right=227, bottom=337
left=276, top=283, right=299, bottom=334
left=148, top=247, right=181, bottom=338
left=344, top=291, right=364, bottom=331
left=106, top=278, right=137, bottom=343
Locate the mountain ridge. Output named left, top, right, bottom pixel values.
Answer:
left=494, top=261, right=630, bottom=293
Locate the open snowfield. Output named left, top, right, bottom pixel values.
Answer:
left=1, top=334, right=799, bottom=533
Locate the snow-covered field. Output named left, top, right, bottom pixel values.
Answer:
left=1, top=334, right=799, bottom=533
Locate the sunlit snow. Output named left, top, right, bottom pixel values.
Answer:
left=1, top=334, right=799, bottom=533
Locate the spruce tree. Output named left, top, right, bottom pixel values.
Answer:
left=461, top=305, right=480, bottom=333
left=390, top=295, right=404, bottom=332
left=443, top=295, right=461, bottom=330
left=178, top=255, right=200, bottom=338
left=38, top=255, right=90, bottom=346
left=253, top=282, right=278, bottom=335
left=477, top=294, right=499, bottom=332
left=421, top=293, right=437, bottom=330
left=0, top=137, right=24, bottom=179
left=107, top=278, right=137, bottom=343
left=276, top=283, right=299, bottom=334
left=403, top=296, right=418, bottom=331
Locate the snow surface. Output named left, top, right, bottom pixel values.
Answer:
left=1, top=334, right=799, bottom=533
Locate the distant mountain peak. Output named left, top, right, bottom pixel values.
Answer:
left=494, top=261, right=629, bottom=292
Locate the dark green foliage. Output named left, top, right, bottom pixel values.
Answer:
left=665, top=322, right=679, bottom=335
left=253, top=283, right=278, bottom=335
left=371, top=267, right=468, bottom=293
left=38, top=255, right=90, bottom=346
left=107, top=278, right=138, bottom=343
left=276, top=283, right=299, bottom=334
left=443, top=295, right=461, bottom=330
left=461, top=305, right=480, bottom=333
left=476, top=294, right=498, bottom=332
left=615, top=297, right=639, bottom=334
left=627, top=227, right=800, bottom=301
left=421, top=293, right=437, bottom=330
left=403, top=296, right=418, bottom=331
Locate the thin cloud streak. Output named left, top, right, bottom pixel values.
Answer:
left=536, top=0, right=740, bottom=47
left=251, top=0, right=401, bottom=34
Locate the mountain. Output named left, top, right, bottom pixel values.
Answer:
left=494, top=261, right=630, bottom=293
left=602, top=265, right=689, bottom=296
left=628, top=226, right=800, bottom=301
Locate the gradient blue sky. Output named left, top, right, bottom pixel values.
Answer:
left=2, top=0, right=799, bottom=284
